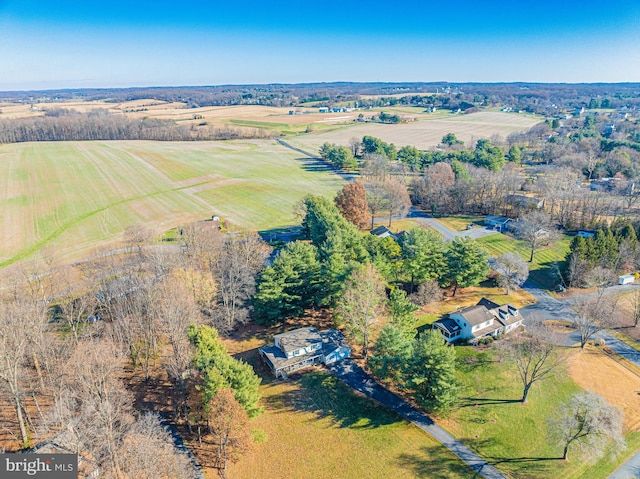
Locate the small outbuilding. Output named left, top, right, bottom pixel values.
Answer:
left=619, top=274, right=635, bottom=285
left=370, top=225, right=395, bottom=239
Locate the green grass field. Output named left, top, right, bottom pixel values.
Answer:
left=0, top=140, right=345, bottom=268
left=227, top=371, right=476, bottom=479
left=477, top=233, right=572, bottom=288
left=445, top=346, right=638, bottom=479
left=436, top=215, right=485, bottom=232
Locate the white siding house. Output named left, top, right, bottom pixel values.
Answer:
left=433, top=298, right=523, bottom=343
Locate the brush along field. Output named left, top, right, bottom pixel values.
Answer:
left=0, top=100, right=364, bottom=134
left=0, top=139, right=344, bottom=268
left=1, top=100, right=541, bottom=140
left=287, top=110, right=542, bottom=151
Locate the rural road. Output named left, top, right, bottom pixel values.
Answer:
left=329, top=359, right=507, bottom=479
left=520, top=280, right=640, bottom=366
left=405, top=208, right=499, bottom=242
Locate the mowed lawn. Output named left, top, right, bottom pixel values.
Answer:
left=226, top=371, right=476, bottom=479
left=0, top=140, right=345, bottom=267
left=441, top=346, right=640, bottom=479
left=477, top=233, right=572, bottom=288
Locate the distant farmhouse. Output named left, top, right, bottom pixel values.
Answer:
left=507, top=194, right=544, bottom=210
left=432, top=298, right=523, bottom=343
left=259, top=327, right=351, bottom=378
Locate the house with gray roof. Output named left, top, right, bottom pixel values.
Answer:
left=432, top=298, right=523, bottom=343
left=259, top=327, right=351, bottom=378
left=484, top=215, right=513, bottom=232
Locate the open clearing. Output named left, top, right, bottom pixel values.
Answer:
left=287, top=111, right=542, bottom=151
left=0, top=139, right=344, bottom=268
left=226, top=370, right=475, bottom=479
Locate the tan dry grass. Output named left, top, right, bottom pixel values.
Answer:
left=0, top=100, right=362, bottom=126
left=567, top=348, right=640, bottom=431
left=287, top=111, right=542, bottom=150
left=419, top=285, right=536, bottom=317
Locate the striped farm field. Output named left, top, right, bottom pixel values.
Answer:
left=286, top=110, right=543, bottom=151
left=0, top=140, right=345, bottom=268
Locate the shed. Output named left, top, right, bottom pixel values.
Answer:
left=619, top=274, right=635, bottom=285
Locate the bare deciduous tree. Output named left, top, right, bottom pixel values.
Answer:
left=362, top=153, right=390, bottom=183
left=52, top=340, right=134, bottom=476
left=632, top=288, right=640, bottom=328
left=383, top=177, right=411, bottom=227
left=514, top=211, right=559, bottom=262
left=573, top=290, right=617, bottom=349
left=0, top=295, right=46, bottom=447
left=505, top=328, right=563, bottom=403
left=213, top=234, right=270, bottom=332
left=55, top=265, right=98, bottom=344
left=119, top=412, right=193, bottom=479
left=153, top=277, right=202, bottom=418
left=410, top=280, right=443, bottom=306
left=365, top=181, right=389, bottom=230
left=549, top=391, right=624, bottom=461
left=494, top=253, right=529, bottom=294
left=337, top=264, right=386, bottom=360
left=207, top=388, right=252, bottom=478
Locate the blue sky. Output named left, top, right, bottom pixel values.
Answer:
left=1, top=0, right=639, bottom=90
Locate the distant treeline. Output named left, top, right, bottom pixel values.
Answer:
left=0, top=109, right=273, bottom=143
left=2, top=82, right=639, bottom=114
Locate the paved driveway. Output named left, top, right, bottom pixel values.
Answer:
left=329, top=359, right=507, bottom=479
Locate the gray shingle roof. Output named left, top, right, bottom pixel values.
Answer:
left=274, top=327, right=322, bottom=355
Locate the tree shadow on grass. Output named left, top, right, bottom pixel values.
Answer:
left=458, top=397, right=522, bottom=408
left=462, top=437, right=563, bottom=476
left=396, top=445, right=486, bottom=478
left=260, top=370, right=401, bottom=429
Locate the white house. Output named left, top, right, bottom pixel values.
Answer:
left=432, top=298, right=523, bottom=343
left=259, top=327, right=351, bottom=378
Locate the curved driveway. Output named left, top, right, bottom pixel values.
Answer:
left=329, top=359, right=507, bottom=479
